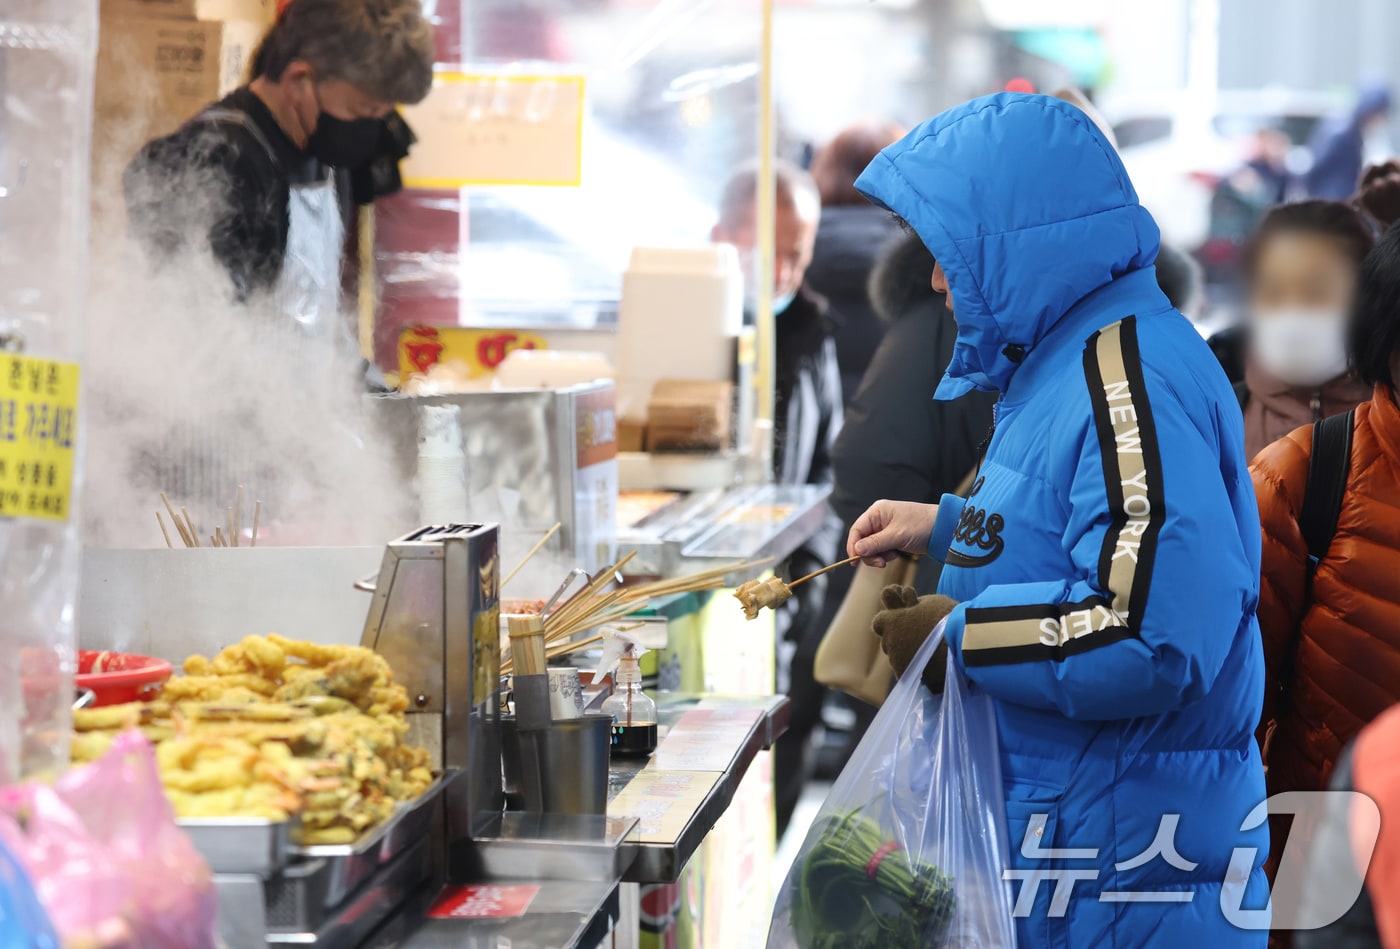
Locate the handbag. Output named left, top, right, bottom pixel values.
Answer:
left=815, top=467, right=981, bottom=708
left=813, top=555, right=914, bottom=707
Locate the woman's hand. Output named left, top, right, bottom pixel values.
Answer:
left=846, top=499, right=939, bottom=567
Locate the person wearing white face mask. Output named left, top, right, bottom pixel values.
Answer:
left=1252, top=214, right=1400, bottom=917
left=1236, top=200, right=1375, bottom=460
left=711, top=160, right=843, bottom=836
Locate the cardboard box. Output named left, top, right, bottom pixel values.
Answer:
left=90, top=14, right=264, bottom=236
left=101, top=0, right=276, bottom=24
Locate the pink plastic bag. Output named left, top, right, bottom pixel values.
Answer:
left=0, top=731, right=217, bottom=949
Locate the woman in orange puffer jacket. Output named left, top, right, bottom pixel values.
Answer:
left=1252, top=222, right=1400, bottom=868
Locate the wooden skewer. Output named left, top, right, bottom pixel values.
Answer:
left=233, top=486, right=243, bottom=548
left=789, top=555, right=861, bottom=589
left=182, top=507, right=200, bottom=547
left=251, top=500, right=262, bottom=548
left=226, top=507, right=235, bottom=549
left=615, top=558, right=774, bottom=602
left=507, top=614, right=548, bottom=676
left=548, top=588, right=625, bottom=634
left=156, top=512, right=173, bottom=549
left=552, top=632, right=604, bottom=656
left=545, top=551, right=637, bottom=633
left=215, top=526, right=227, bottom=548
left=550, top=599, right=650, bottom=641
left=161, top=493, right=192, bottom=547
left=502, top=522, right=562, bottom=590
left=503, top=631, right=608, bottom=674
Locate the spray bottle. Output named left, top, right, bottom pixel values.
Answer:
left=598, top=629, right=658, bottom=757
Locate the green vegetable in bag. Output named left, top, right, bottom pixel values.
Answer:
left=790, top=808, right=955, bottom=948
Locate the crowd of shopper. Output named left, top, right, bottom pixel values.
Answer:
left=754, top=84, right=1400, bottom=946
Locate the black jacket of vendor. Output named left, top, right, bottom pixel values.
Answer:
left=123, top=87, right=322, bottom=301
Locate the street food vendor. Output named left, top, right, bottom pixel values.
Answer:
left=123, top=0, right=435, bottom=329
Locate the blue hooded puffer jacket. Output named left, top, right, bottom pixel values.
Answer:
left=856, top=94, right=1269, bottom=947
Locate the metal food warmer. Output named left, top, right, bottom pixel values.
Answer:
left=370, top=382, right=619, bottom=576
left=78, top=523, right=643, bottom=947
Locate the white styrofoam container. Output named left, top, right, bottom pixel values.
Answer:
left=615, top=245, right=744, bottom=404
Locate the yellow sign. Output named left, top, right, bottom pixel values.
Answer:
left=0, top=355, right=79, bottom=522
left=398, top=326, right=548, bottom=381
left=400, top=73, right=586, bottom=188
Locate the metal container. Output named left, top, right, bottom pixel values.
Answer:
left=292, top=772, right=450, bottom=909
left=370, top=382, right=618, bottom=574
left=78, top=546, right=384, bottom=657
left=263, top=857, right=332, bottom=933
left=178, top=816, right=297, bottom=878
left=359, top=525, right=502, bottom=853
left=501, top=713, right=612, bottom=816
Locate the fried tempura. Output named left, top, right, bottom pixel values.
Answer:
left=76, top=633, right=437, bottom=842
left=162, top=674, right=277, bottom=700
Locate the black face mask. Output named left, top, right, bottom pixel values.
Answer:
left=307, top=113, right=382, bottom=169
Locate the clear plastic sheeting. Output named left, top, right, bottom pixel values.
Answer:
left=372, top=0, right=763, bottom=369
left=0, top=0, right=97, bottom=779
left=768, top=630, right=1019, bottom=949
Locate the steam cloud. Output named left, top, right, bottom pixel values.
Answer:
left=82, top=173, right=413, bottom=549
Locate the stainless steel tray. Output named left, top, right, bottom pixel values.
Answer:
left=291, top=772, right=451, bottom=909
left=265, top=835, right=434, bottom=943
left=179, top=816, right=297, bottom=878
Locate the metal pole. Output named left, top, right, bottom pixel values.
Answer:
left=754, top=0, right=776, bottom=480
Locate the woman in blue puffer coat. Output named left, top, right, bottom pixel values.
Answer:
left=846, top=93, right=1270, bottom=946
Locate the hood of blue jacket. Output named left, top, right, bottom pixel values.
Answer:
left=854, top=93, right=1161, bottom=399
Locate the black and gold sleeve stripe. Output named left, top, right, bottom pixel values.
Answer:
left=961, top=317, right=1166, bottom=668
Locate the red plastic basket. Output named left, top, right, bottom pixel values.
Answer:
left=74, top=651, right=172, bottom=707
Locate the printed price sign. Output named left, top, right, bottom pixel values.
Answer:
left=400, top=73, right=586, bottom=188
left=0, top=355, right=79, bottom=522
left=428, top=884, right=540, bottom=919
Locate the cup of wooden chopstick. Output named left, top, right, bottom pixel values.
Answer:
left=157, top=487, right=262, bottom=549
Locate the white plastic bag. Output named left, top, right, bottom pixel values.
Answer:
left=768, top=625, right=1018, bottom=949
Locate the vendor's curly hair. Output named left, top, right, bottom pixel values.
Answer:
left=249, top=0, right=435, bottom=105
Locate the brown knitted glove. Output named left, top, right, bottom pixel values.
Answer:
left=872, top=585, right=957, bottom=693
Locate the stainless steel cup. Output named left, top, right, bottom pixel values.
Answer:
left=501, top=713, right=612, bottom=815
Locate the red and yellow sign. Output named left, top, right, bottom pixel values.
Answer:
left=398, top=325, right=547, bottom=381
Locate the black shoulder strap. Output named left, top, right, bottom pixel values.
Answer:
left=1299, top=409, right=1355, bottom=578
left=1233, top=380, right=1250, bottom=412
left=199, top=107, right=284, bottom=173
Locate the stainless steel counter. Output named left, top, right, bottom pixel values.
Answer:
left=608, top=693, right=789, bottom=884
left=387, top=881, right=620, bottom=949
left=391, top=692, right=788, bottom=948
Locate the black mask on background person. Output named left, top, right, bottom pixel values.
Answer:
left=307, top=113, right=382, bottom=168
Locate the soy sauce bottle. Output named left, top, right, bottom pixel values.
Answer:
left=601, top=652, right=657, bottom=757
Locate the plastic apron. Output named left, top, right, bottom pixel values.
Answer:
left=150, top=109, right=347, bottom=516
left=201, top=108, right=345, bottom=339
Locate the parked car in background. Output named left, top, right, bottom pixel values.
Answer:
left=1103, top=89, right=1345, bottom=252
